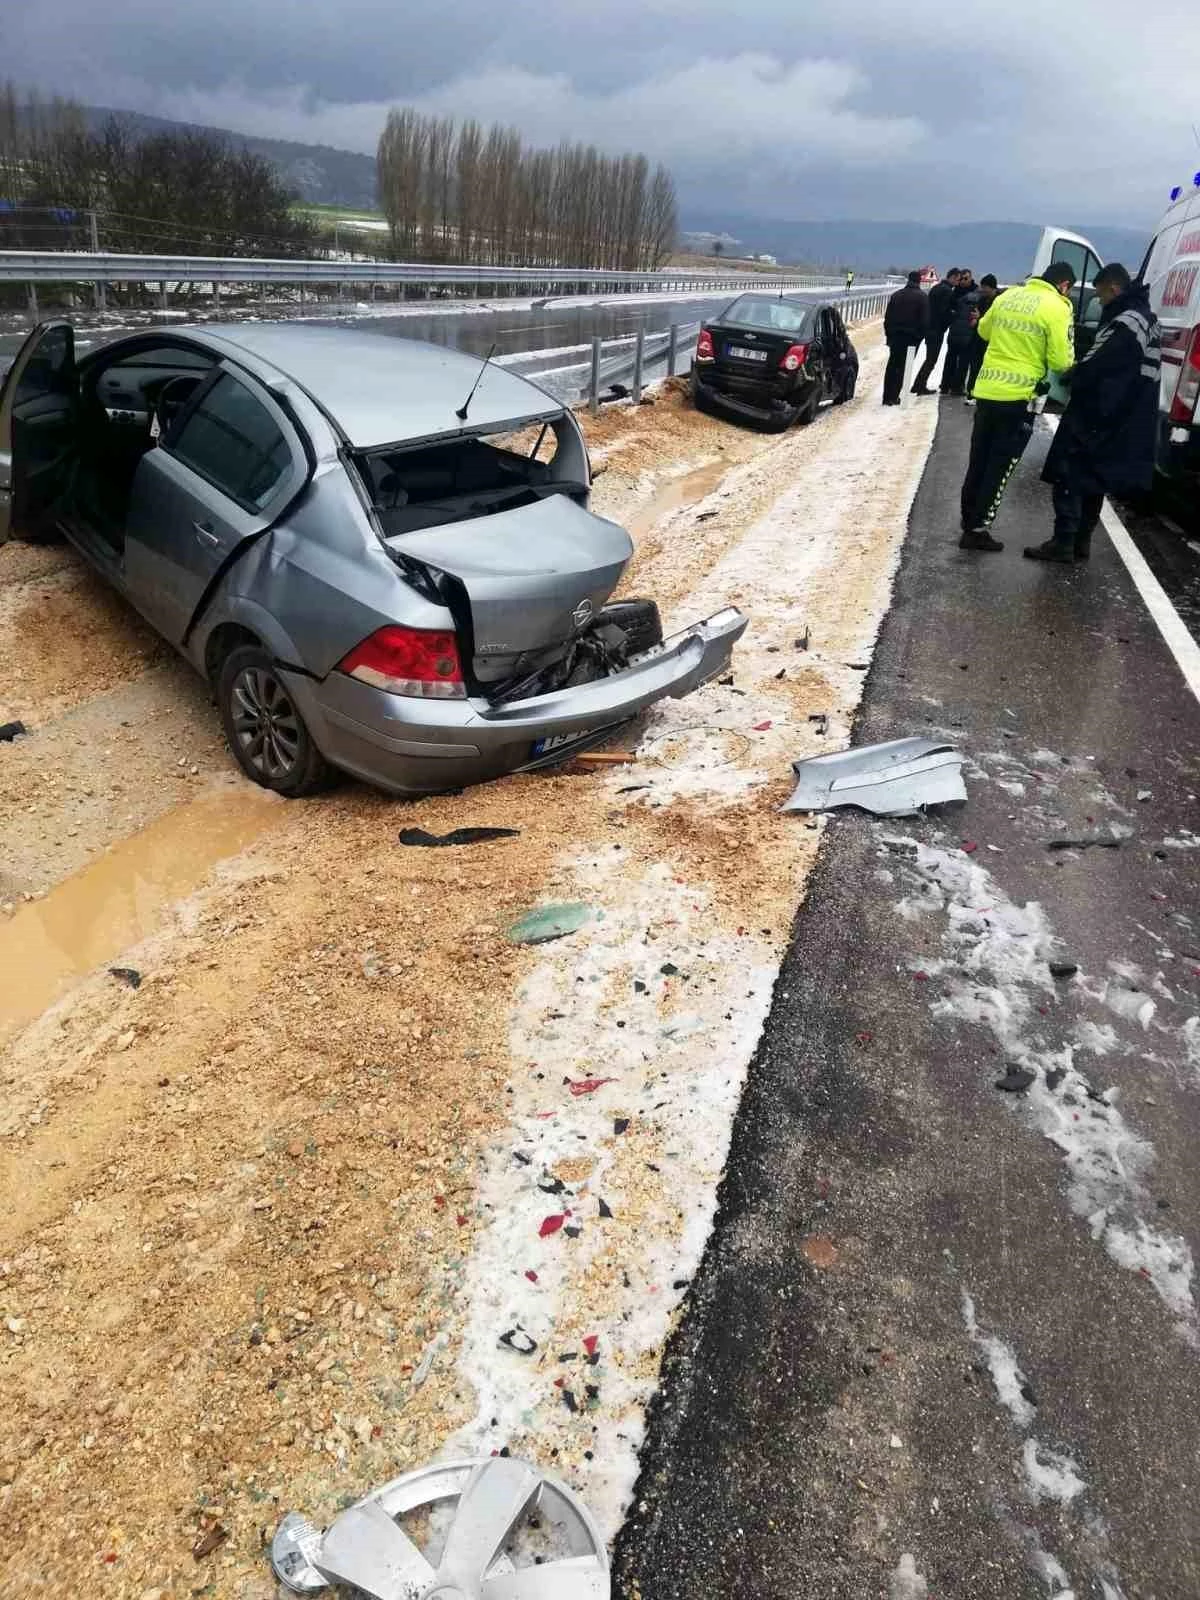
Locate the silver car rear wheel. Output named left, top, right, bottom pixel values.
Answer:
left=217, top=645, right=331, bottom=797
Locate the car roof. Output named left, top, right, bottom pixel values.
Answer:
left=188, top=324, right=562, bottom=448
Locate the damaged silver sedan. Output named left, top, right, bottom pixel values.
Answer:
left=0, top=322, right=745, bottom=795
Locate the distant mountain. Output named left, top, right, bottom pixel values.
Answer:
left=681, top=216, right=1152, bottom=280
left=81, top=105, right=378, bottom=210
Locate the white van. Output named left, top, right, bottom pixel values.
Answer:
left=1028, top=210, right=1199, bottom=498
left=1136, top=179, right=1200, bottom=497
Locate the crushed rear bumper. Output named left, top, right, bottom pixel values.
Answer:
left=286, top=607, right=747, bottom=794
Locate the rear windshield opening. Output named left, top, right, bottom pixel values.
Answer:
left=722, top=296, right=815, bottom=336
left=358, top=420, right=587, bottom=537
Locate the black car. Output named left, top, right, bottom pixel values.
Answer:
left=691, top=294, right=858, bottom=431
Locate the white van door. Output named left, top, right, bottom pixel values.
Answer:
left=1030, top=226, right=1107, bottom=405
left=1031, top=225, right=1105, bottom=290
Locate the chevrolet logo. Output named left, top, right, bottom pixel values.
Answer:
left=572, top=599, right=594, bottom=628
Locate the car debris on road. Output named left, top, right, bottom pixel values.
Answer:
left=270, top=1456, right=610, bottom=1598
left=782, top=736, right=967, bottom=816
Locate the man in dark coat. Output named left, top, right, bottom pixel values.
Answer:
left=942, top=271, right=980, bottom=396
left=1025, top=264, right=1161, bottom=563
left=883, top=272, right=930, bottom=405
left=965, top=274, right=999, bottom=400
left=912, top=268, right=960, bottom=395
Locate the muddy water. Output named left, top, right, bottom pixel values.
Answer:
left=627, top=459, right=730, bottom=541
left=0, top=787, right=279, bottom=1037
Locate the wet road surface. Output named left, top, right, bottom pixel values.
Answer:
left=614, top=398, right=1200, bottom=1598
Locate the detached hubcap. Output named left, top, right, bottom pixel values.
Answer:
left=231, top=666, right=301, bottom=779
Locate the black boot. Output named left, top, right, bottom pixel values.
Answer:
left=959, top=529, right=1004, bottom=552
left=1074, top=536, right=1091, bottom=560
left=1023, top=537, right=1075, bottom=563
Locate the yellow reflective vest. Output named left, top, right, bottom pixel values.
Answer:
left=974, top=276, right=1075, bottom=402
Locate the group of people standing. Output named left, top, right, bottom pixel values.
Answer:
left=881, top=267, right=998, bottom=406
left=881, top=258, right=1162, bottom=566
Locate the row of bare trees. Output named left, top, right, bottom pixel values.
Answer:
left=0, top=82, right=317, bottom=257
left=377, top=108, right=677, bottom=271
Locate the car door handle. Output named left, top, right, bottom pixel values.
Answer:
left=193, top=521, right=221, bottom=548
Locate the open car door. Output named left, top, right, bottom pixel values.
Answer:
left=0, top=321, right=78, bottom=546
left=1031, top=226, right=1106, bottom=406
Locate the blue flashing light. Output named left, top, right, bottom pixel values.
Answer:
left=1194, top=171, right=1200, bottom=187
left=1171, top=186, right=1182, bottom=201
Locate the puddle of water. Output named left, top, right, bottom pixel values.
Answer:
left=0, top=788, right=279, bottom=1038
left=627, top=459, right=729, bottom=540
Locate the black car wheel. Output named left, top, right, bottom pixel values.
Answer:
left=834, top=369, right=857, bottom=405
left=796, top=387, right=822, bottom=426
left=217, top=645, right=331, bottom=797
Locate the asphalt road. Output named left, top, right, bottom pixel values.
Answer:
left=613, top=398, right=1200, bottom=1598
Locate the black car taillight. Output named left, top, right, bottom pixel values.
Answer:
left=780, top=342, right=810, bottom=373
left=697, top=328, right=715, bottom=361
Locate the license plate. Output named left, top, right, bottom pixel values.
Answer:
left=728, top=345, right=768, bottom=362
left=531, top=728, right=597, bottom=757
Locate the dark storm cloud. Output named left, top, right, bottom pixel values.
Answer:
left=4, top=0, right=1197, bottom=227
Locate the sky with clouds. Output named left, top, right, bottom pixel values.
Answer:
left=4, top=0, right=1198, bottom=229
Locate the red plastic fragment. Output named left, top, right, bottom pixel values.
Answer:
left=433, top=1195, right=446, bottom=1209
left=913, top=971, right=929, bottom=982
left=568, top=1077, right=617, bottom=1097
left=961, top=841, right=979, bottom=854
left=539, top=1214, right=567, bottom=1238
left=854, top=1031, right=873, bottom=1046
left=456, top=1214, right=468, bottom=1226
left=753, top=720, right=772, bottom=732
left=583, top=1334, right=599, bottom=1356
left=525, top=1269, right=539, bottom=1283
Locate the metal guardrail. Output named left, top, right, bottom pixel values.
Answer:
left=0, top=248, right=863, bottom=294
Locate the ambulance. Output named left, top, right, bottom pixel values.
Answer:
left=1027, top=191, right=1200, bottom=501
left=1137, top=173, right=1200, bottom=499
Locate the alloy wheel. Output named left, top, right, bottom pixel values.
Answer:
left=230, top=666, right=303, bottom=781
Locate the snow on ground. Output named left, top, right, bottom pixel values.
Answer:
left=890, top=838, right=1197, bottom=1338
left=446, top=338, right=944, bottom=1534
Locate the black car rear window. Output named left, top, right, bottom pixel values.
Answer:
left=721, top=297, right=815, bottom=336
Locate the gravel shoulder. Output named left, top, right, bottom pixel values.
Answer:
left=0, top=324, right=953, bottom=1599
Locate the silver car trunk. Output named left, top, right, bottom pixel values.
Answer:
left=386, top=494, right=633, bottom=684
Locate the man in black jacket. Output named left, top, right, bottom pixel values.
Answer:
left=942, top=271, right=980, bottom=396
left=883, top=272, right=930, bottom=405
left=1025, top=264, right=1161, bottom=563
left=912, top=268, right=960, bottom=395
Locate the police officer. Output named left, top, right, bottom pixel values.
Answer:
left=1026, top=263, right=1161, bottom=563
left=958, top=261, right=1076, bottom=550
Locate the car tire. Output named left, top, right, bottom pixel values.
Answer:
left=691, top=382, right=716, bottom=417
left=217, top=645, right=332, bottom=798
left=834, top=371, right=856, bottom=405
left=796, top=388, right=821, bottom=426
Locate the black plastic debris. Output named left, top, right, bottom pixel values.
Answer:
left=399, top=826, right=519, bottom=847
left=613, top=1118, right=630, bottom=1135
left=0, top=720, right=27, bottom=743
left=512, top=1150, right=532, bottom=1166
left=795, top=628, right=810, bottom=651
left=660, top=962, right=680, bottom=977
left=561, top=1389, right=578, bottom=1413
left=598, top=1197, right=613, bottom=1219
left=1046, top=837, right=1121, bottom=852
left=633, top=980, right=648, bottom=994
left=1045, top=1068, right=1066, bottom=1091
left=563, top=1224, right=582, bottom=1239
left=617, top=784, right=649, bottom=794
left=499, top=1329, right=537, bottom=1355
left=538, top=1176, right=567, bottom=1195
left=109, top=966, right=142, bottom=989
left=1019, top=1381, right=1039, bottom=1409
left=774, top=668, right=786, bottom=680
left=808, top=712, right=829, bottom=737
left=1049, top=961, right=1079, bottom=979
left=995, top=1068, right=1037, bottom=1093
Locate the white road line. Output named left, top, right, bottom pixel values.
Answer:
left=1099, top=501, right=1200, bottom=707
left=1042, top=417, right=1200, bottom=707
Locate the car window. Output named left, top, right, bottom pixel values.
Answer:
left=1051, top=238, right=1101, bottom=289
left=1140, top=224, right=1183, bottom=289
left=169, top=373, right=292, bottom=509
left=106, top=344, right=214, bottom=372
left=722, top=296, right=813, bottom=335
left=14, top=325, right=73, bottom=405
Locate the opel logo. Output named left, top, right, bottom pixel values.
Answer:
left=572, top=599, right=594, bottom=627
